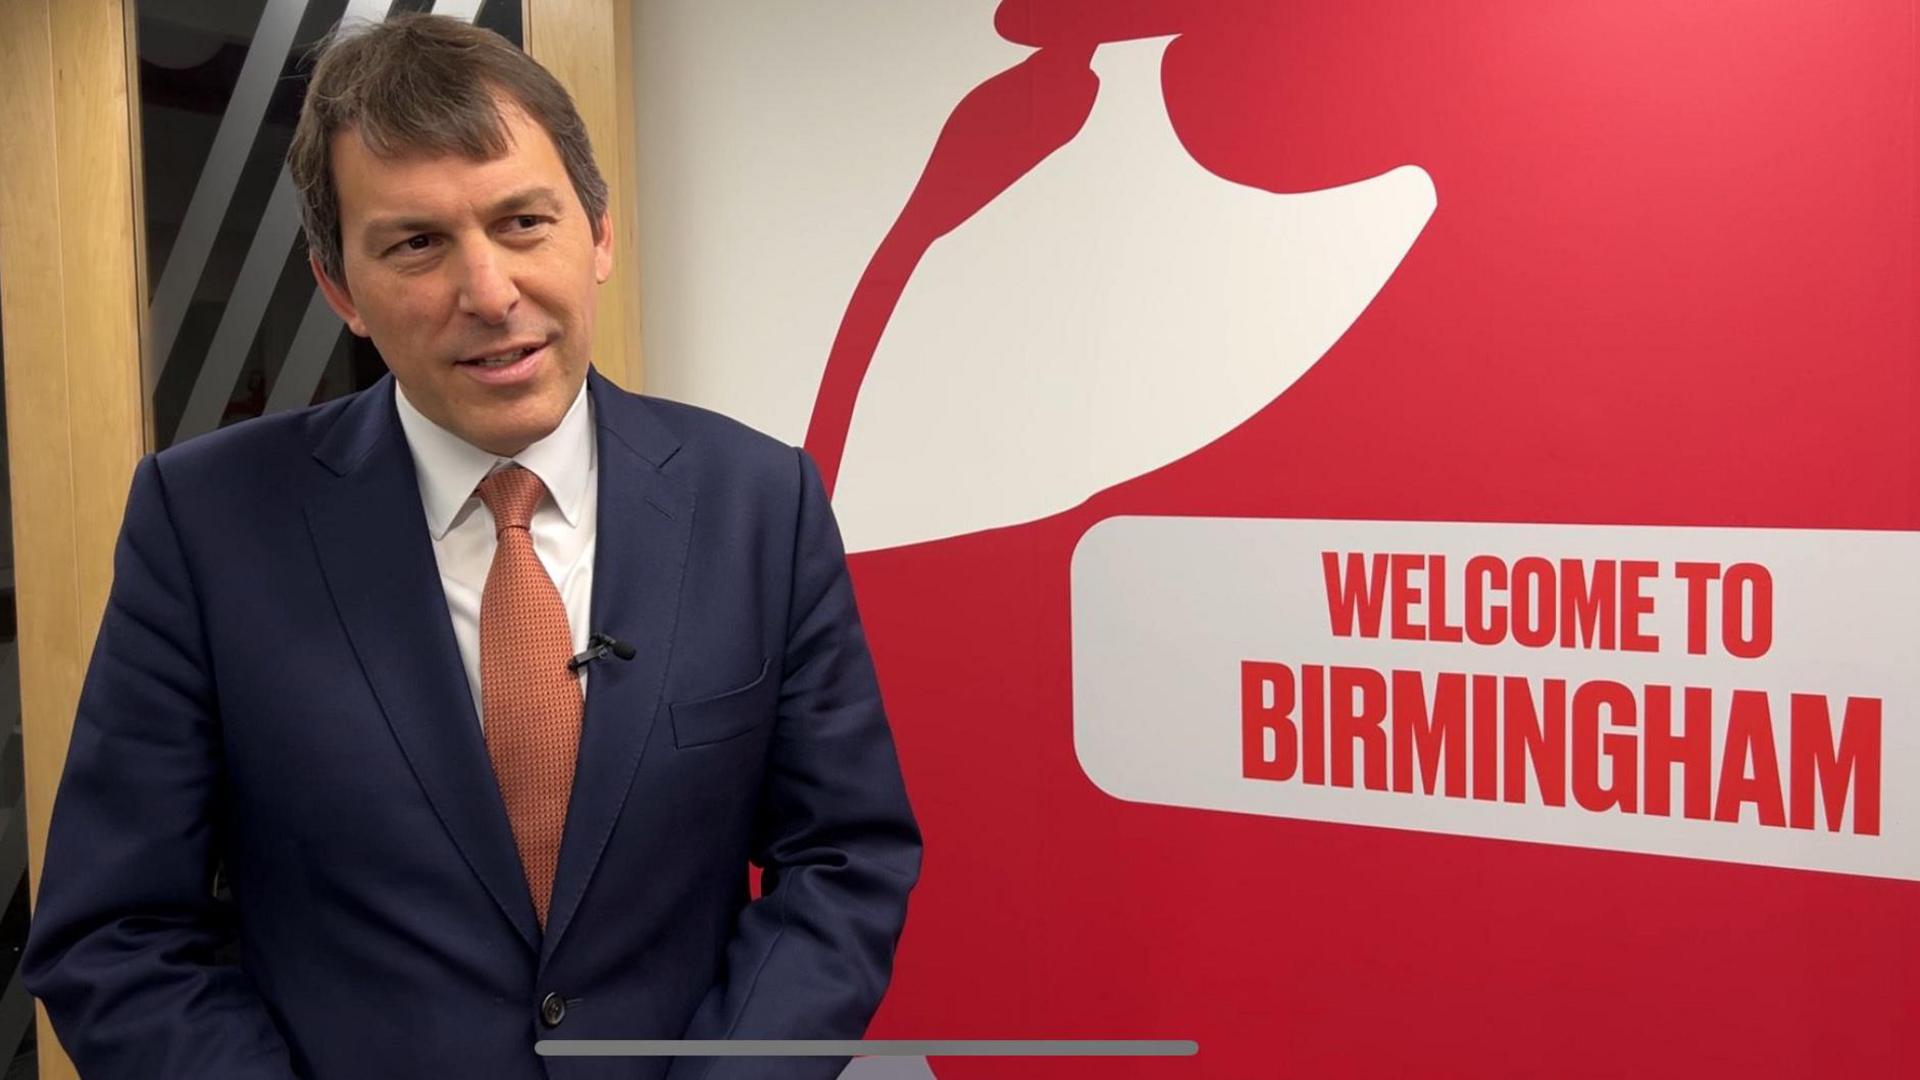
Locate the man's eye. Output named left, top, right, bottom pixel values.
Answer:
left=511, top=215, right=544, bottom=230
left=395, top=234, right=434, bottom=253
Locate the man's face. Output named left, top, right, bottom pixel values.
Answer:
left=313, top=97, right=612, bottom=456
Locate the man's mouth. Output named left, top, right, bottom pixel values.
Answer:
left=461, top=343, right=542, bottom=368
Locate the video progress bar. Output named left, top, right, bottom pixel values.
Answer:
left=537, top=1040, right=1198, bottom=1057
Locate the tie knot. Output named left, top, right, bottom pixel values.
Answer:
left=476, top=465, right=547, bottom=532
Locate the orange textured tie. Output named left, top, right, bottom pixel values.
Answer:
left=476, top=465, right=582, bottom=928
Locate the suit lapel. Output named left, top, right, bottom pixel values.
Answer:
left=540, top=371, right=692, bottom=965
left=304, top=376, right=541, bottom=951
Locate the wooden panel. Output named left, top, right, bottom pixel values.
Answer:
left=0, top=0, right=146, bottom=1075
left=527, top=0, right=646, bottom=391
left=610, top=0, right=644, bottom=392
left=51, top=0, right=148, bottom=643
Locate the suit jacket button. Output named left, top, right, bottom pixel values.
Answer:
left=540, top=992, right=567, bottom=1028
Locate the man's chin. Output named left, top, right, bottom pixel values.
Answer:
left=468, top=419, right=561, bottom=457
left=413, top=365, right=583, bottom=455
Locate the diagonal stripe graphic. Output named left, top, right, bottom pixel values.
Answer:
left=147, top=0, right=311, bottom=386
left=430, top=0, right=486, bottom=20
left=172, top=0, right=393, bottom=444
left=260, top=287, right=348, bottom=414
left=173, top=170, right=305, bottom=443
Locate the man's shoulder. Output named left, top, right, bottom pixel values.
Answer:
left=600, top=384, right=800, bottom=475
left=631, top=394, right=785, bottom=455
left=593, top=385, right=824, bottom=519
left=149, top=384, right=372, bottom=501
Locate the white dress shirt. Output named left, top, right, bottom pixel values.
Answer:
left=394, top=380, right=598, bottom=726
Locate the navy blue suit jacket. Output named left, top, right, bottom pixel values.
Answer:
left=22, top=370, right=921, bottom=1079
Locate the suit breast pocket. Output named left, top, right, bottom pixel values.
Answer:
left=669, top=656, right=774, bottom=748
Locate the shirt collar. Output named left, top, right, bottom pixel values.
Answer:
left=393, top=379, right=595, bottom=540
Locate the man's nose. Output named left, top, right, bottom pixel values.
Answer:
left=454, top=242, right=520, bottom=322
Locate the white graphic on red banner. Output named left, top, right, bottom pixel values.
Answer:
left=830, top=37, right=1434, bottom=552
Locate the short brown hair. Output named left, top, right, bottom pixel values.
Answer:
left=289, top=13, right=609, bottom=284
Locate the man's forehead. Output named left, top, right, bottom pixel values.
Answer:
left=328, top=93, right=551, bottom=181
left=331, top=116, right=566, bottom=223
left=330, top=120, right=514, bottom=174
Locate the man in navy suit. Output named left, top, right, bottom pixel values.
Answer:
left=21, top=14, right=920, bottom=1079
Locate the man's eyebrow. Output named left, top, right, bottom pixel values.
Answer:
left=360, top=187, right=566, bottom=242
left=486, top=186, right=566, bottom=218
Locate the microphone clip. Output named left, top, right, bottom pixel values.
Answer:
left=568, top=632, right=637, bottom=673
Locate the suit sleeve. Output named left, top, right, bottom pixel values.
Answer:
left=667, top=448, right=923, bottom=1080
left=21, top=456, right=298, bottom=1079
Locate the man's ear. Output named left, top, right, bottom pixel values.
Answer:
left=592, top=210, right=614, bottom=285
left=310, top=254, right=370, bottom=337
